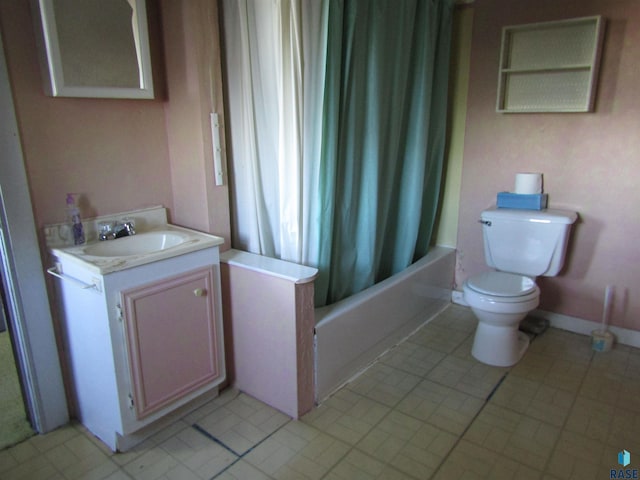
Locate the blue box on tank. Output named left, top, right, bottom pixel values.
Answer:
left=496, top=192, right=548, bottom=210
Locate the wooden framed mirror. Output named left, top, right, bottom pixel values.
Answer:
left=32, top=0, right=154, bottom=99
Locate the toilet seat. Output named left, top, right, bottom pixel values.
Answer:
left=465, top=271, right=538, bottom=302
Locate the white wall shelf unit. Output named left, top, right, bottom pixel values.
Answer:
left=496, top=16, right=605, bottom=113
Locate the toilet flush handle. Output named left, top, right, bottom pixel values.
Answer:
left=478, top=219, right=492, bottom=227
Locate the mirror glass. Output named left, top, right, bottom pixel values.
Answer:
left=34, top=0, right=154, bottom=99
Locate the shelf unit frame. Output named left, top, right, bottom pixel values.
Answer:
left=496, top=16, right=605, bottom=113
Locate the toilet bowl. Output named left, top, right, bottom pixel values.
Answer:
left=463, top=271, right=540, bottom=367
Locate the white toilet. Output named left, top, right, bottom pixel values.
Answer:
left=463, top=207, right=577, bottom=367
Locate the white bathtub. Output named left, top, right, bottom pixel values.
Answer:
left=314, top=246, right=456, bottom=401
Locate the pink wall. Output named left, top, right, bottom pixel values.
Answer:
left=160, top=1, right=231, bottom=243
left=0, top=1, right=173, bottom=228
left=456, top=0, right=640, bottom=329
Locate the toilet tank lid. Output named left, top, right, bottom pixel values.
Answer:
left=482, top=207, right=577, bottom=224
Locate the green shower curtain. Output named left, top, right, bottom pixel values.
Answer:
left=222, top=0, right=453, bottom=307
left=314, top=0, right=454, bottom=305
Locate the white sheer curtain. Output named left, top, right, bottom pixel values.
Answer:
left=222, top=0, right=324, bottom=264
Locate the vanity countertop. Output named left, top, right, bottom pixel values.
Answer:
left=50, top=224, right=224, bottom=275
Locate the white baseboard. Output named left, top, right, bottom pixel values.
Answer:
left=451, top=289, right=468, bottom=306
left=534, top=309, right=640, bottom=350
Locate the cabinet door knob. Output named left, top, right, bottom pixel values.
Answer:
left=193, top=288, right=207, bottom=297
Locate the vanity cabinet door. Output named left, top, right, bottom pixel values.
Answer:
left=121, top=266, right=222, bottom=419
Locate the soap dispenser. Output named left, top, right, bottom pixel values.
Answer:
left=66, top=193, right=85, bottom=245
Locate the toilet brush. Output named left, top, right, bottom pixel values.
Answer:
left=591, top=285, right=615, bottom=352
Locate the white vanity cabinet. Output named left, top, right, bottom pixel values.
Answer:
left=52, top=246, right=225, bottom=451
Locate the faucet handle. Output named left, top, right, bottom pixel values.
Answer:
left=121, top=217, right=136, bottom=236
left=98, top=221, right=115, bottom=241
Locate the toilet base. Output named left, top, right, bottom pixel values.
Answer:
left=471, top=322, right=530, bottom=367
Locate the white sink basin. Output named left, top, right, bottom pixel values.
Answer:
left=83, top=231, right=188, bottom=257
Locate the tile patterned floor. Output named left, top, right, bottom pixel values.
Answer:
left=2, top=304, right=639, bottom=479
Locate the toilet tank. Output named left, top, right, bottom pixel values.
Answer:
left=481, top=207, right=577, bottom=277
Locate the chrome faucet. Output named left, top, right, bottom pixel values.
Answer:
left=98, top=219, right=136, bottom=241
